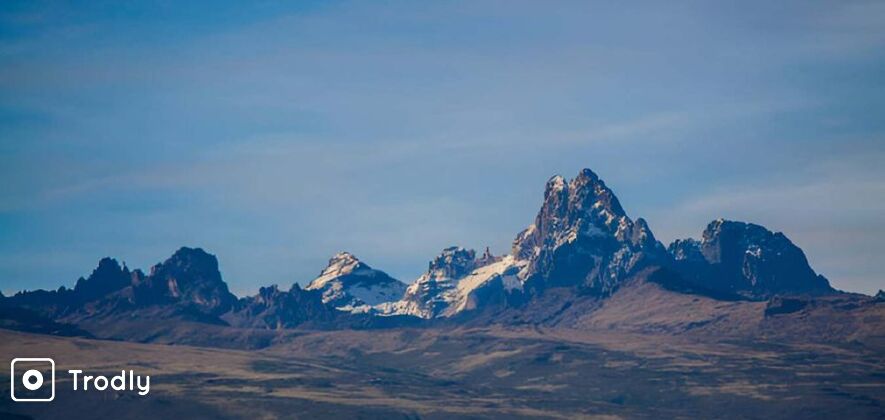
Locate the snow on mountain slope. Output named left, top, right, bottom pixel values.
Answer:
left=305, top=252, right=406, bottom=311
left=445, top=255, right=524, bottom=315
left=376, top=248, right=526, bottom=318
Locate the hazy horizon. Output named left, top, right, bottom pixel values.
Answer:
left=2, top=1, right=884, bottom=296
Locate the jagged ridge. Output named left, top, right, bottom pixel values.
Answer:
left=2, top=168, right=844, bottom=333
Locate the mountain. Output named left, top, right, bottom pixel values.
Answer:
left=4, top=248, right=246, bottom=340
left=0, top=167, right=871, bottom=347
left=131, top=246, right=238, bottom=315
left=379, top=247, right=523, bottom=318
left=305, top=252, right=406, bottom=311
left=668, top=219, right=834, bottom=299
left=5, top=257, right=133, bottom=318
left=513, top=169, right=668, bottom=295
left=1, top=167, right=882, bottom=420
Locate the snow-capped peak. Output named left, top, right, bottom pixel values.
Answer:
left=307, top=251, right=364, bottom=290
left=305, top=252, right=406, bottom=311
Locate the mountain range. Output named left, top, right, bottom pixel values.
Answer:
left=1, top=168, right=881, bottom=349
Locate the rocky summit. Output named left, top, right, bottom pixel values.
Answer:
left=669, top=219, right=834, bottom=299
left=133, top=246, right=238, bottom=315
left=513, top=168, right=668, bottom=295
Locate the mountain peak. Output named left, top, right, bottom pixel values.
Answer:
left=148, top=247, right=219, bottom=278
left=545, top=175, right=567, bottom=194
left=669, top=219, right=834, bottom=298
left=308, top=251, right=367, bottom=290
left=569, top=168, right=625, bottom=218
left=172, top=246, right=215, bottom=263
left=514, top=168, right=665, bottom=294
left=575, top=167, right=600, bottom=182
left=97, top=256, right=123, bottom=271
left=140, top=247, right=235, bottom=314
left=428, top=247, right=477, bottom=280
left=68, top=257, right=132, bottom=303
left=306, top=252, right=405, bottom=310
left=330, top=251, right=359, bottom=265
left=321, top=251, right=363, bottom=276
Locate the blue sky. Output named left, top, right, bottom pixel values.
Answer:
left=1, top=1, right=883, bottom=296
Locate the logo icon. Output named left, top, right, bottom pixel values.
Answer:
left=10, top=358, right=55, bottom=402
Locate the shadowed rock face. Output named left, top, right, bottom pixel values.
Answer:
left=6, top=258, right=131, bottom=317
left=426, top=247, right=478, bottom=280
left=513, top=168, right=668, bottom=295
left=668, top=238, right=704, bottom=262
left=226, top=284, right=333, bottom=329
left=133, top=247, right=237, bottom=315
left=669, top=220, right=834, bottom=299
left=73, top=257, right=131, bottom=304
left=3, top=247, right=330, bottom=330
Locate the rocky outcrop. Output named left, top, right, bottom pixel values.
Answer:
left=8, top=247, right=239, bottom=321
left=131, top=247, right=238, bottom=315
left=225, top=284, right=334, bottom=329
left=72, top=257, right=132, bottom=304
left=5, top=258, right=132, bottom=317
left=383, top=247, right=523, bottom=318
left=390, top=247, right=478, bottom=318
left=668, top=220, right=834, bottom=299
